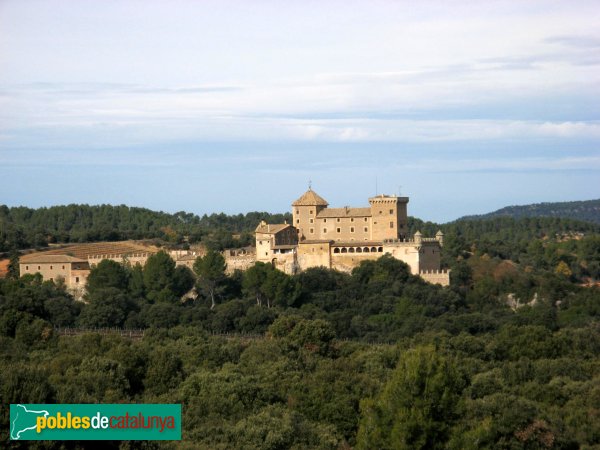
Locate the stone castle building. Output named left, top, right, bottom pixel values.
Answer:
left=16, top=189, right=449, bottom=298
left=256, top=189, right=450, bottom=285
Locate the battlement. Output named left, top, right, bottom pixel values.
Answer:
left=368, top=195, right=409, bottom=204
left=419, top=269, right=450, bottom=286
left=383, top=237, right=440, bottom=245
left=419, top=269, right=450, bottom=275
left=88, top=252, right=151, bottom=260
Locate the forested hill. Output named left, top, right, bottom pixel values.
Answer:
left=458, top=199, right=600, bottom=224
left=2, top=203, right=599, bottom=261
left=0, top=204, right=291, bottom=252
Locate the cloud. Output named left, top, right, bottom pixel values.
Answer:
left=1, top=75, right=599, bottom=149
left=396, top=156, right=600, bottom=173
left=545, top=35, right=600, bottom=49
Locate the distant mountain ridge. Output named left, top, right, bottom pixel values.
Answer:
left=458, top=199, right=600, bottom=224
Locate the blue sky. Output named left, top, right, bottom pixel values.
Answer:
left=0, top=0, right=599, bottom=222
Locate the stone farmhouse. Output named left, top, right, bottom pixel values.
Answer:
left=19, top=241, right=161, bottom=298
left=256, top=189, right=450, bottom=285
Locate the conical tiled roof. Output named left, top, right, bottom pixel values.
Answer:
left=292, top=189, right=329, bottom=206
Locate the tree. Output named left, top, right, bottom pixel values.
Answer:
left=242, top=262, right=299, bottom=308
left=86, top=259, right=129, bottom=295
left=554, top=261, right=572, bottom=279
left=172, top=265, right=195, bottom=298
left=144, top=348, right=183, bottom=395
left=7, top=249, right=20, bottom=280
left=128, top=263, right=145, bottom=299
left=356, top=346, right=467, bottom=450
left=194, top=250, right=227, bottom=309
left=143, top=251, right=176, bottom=302
left=269, top=316, right=336, bottom=357
left=242, top=262, right=270, bottom=307
left=265, top=269, right=300, bottom=307
left=78, top=288, right=135, bottom=328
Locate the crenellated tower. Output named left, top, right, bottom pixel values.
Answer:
left=368, top=194, right=409, bottom=240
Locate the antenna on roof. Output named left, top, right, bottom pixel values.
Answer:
left=308, top=179, right=312, bottom=190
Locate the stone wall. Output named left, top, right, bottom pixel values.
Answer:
left=419, top=270, right=451, bottom=286
left=331, top=252, right=379, bottom=273
left=21, top=262, right=70, bottom=283
left=224, top=253, right=256, bottom=274
left=297, top=242, right=331, bottom=270
left=88, top=252, right=152, bottom=268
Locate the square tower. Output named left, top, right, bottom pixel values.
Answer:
left=368, top=195, right=409, bottom=240
left=292, top=188, right=329, bottom=240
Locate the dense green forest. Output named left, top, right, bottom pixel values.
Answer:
left=2, top=221, right=600, bottom=447
left=0, top=204, right=292, bottom=251
left=459, top=199, right=600, bottom=224
left=2, top=204, right=599, bottom=260
left=1, top=204, right=600, bottom=448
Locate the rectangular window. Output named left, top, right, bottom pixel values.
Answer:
left=390, top=221, right=394, bottom=228
left=310, top=228, right=314, bottom=234
left=296, top=209, right=299, bottom=214
left=364, top=227, right=368, bottom=232
left=310, top=210, right=313, bottom=215
left=351, top=227, right=355, bottom=232
left=26, top=266, right=29, bottom=270
left=390, top=209, right=394, bottom=214
left=337, top=218, right=340, bottom=222
left=38, top=266, right=41, bottom=270
left=323, top=228, right=327, bottom=233
left=364, top=218, right=368, bottom=222
left=296, top=219, right=300, bottom=224
left=351, top=218, right=354, bottom=222
left=75, top=277, right=80, bottom=283
left=337, top=227, right=341, bottom=233
left=50, top=265, right=53, bottom=270
left=310, top=218, right=314, bottom=223
left=323, top=218, right=327, bottom=223
left=62, top=265, right=65, bottom=269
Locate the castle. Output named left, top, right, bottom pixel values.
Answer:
left=255, top=188, right=450, bottom=285
left=16, top=189, right=449, bottom=298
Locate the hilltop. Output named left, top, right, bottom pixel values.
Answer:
left=458, top=199, right=600, bottom=224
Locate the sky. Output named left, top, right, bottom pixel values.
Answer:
left=0, top=0, right=599, bottom=223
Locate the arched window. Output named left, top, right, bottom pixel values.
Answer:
left=378, top=247, right=383, bottom=252
left=370, top=247, right=377, bottom=252
left=333, top=248, right=340, bottom=254
left=363, top=247, right=369, bottom=253
left=356, top=247, right=362, bottom=253
left=349, top=248, right=355, bottom=253
left=341, top=248, right=348, bottom=253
